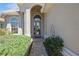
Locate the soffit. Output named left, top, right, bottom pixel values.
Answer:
left=2, top=11, right=20, bottom=16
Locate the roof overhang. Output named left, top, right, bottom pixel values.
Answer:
left=2, top=11, right=20, bottom=16
left=0, top=18, right=5, bottom=22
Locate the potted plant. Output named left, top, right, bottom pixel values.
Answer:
left=44, top=36, right=64, bottom=56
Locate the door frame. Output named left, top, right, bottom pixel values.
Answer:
left=31, top=13, right=44, bottom=38
left=33, top=15, right=41, bottom=38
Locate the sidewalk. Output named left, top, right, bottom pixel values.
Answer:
left=29, top=38, right=47, bottom=56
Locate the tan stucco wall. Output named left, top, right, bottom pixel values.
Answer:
left=44, top=3, right=79, bottom=54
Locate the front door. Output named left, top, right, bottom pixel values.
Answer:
left=33, top=15, right=41, bottom=38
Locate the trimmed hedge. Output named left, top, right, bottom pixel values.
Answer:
left=0, top=35, right=32, bottom=56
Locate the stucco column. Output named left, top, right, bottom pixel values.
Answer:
left=18, top=16, right=22, bottom=35
left=6, top=17, right=11, bottom=33
left=24, top=9, right=31, bottom=36
left=6, top=23, right=11, bottom=33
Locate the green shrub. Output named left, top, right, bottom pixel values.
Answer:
left=0, top=35, right=32, bottom=56
left=44, top=36, right=64, bottom=56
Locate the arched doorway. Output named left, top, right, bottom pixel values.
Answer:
left=31, top=5, right=44, bottom=38
left=33, top=15, right=41, bottom=37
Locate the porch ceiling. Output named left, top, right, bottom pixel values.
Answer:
left=17, top=3, right=54, bottom=13
left=17, top=3, right=44, bottom=12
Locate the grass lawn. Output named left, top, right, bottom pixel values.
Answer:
left=0, top=35, right=32, bottom=56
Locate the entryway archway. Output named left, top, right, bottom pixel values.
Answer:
left=31, top=5, right=44, bottom=38
left=33, top=15, right=41, bottom=38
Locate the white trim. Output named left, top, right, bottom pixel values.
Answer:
left=62, top=47, right=78, bottom=56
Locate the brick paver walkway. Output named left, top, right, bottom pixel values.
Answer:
left=29, top=38, right=47, bottom=56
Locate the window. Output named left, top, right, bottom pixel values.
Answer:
left=10, top=17, right=18, bottom=33
left=0, top=23, right=3, bottom=28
